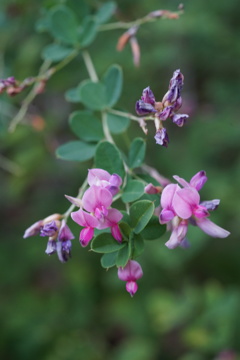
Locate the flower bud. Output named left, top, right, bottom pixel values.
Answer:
left=154, top=128, right=169, bottom=147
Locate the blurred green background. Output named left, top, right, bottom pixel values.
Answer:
left=1, top=0, right=240, bottom=359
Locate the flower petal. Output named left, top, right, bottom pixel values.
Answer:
left=82, top=185, right=112, bottom=212
left=71, top=209, right=98, bottom=228
left=196, top=218, right=230, bottom=238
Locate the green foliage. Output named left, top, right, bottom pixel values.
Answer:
left=102, top=65, right=123, bottom=107
left=94, top=141, right=125, bottom=178
left=91, top=233, right=126, bottom=253
left=69, top=111, right=103, bottom=142
left=78, top=80, right=107, bottom=110
left=56, top=141, right=97, bottom=161
left=78, top=16, right=98, bottom=47
left=107, top=113, right=130, bottom=134
left=41, top=43, right=74, bottom=61
left=141, top=216, right=166, bottom=240
left=122, top=179, right=145, bottom=203
left=129, top=200, right=155, bottom=234
left=95, top=2, right=117, bottom=24
left=128, top=137, right=146, bottom=169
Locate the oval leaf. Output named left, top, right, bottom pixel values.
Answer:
left=69, top=110, right=103, bottom=142
left=95, top=141, right=125, bottom=178
left=122, top=180, right=145, bottom=203
left=128, top=137, right=146, bottom=169
left=116, top=244, right=131, bottom=268
left=102, top=65, right=122, bottom=107
left=141, top=215, right=166, bottom=240
left=42, top=43, right=74, bottom=62
left=56, top=141, right=97, bottom=162
left=65, top=86, right=81, bottom=103
left=101, top=252, right=118, bottom=269
left=130, top=200, right=155, bottom=234
left=132, top=233, right=145, bottom=258
left=95, top=2, right=116, bottom=24
left=79, top=16, right=98, bottom=47
left=79, top=80, right=107, bottom=110
left=107, top=113, right=130, bottom=134
left=91, top=233, right=126, bottom=253
left=49, top=5, right=79, bottom=45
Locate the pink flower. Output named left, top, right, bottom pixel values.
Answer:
left=118, top=260, right=143, bottom=296
left=71, top=209, right=99, bottom=247
left=159, top=171, right=230, bottom=248
left=88, top=169, right=122, bottom=196
left=82, top=185, right=113, bottom=221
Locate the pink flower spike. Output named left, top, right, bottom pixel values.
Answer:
left=196, top=218, right=230, bottom=238
left=190, top=171, right=207, bottom=191
left=126, top=281, right=138, bottom=297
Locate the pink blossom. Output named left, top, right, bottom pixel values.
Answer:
left=71, top=209, right=98, bottom=247
left=118, top=260, right=143, bottom=296
left=159, top=184, right=180, bottom=224
left=82, top=185, right=113, bottom=221
left=88, top=169, right=122, bottom=195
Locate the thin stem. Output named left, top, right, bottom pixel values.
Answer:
left=82, top=50, right=98, bottom=82
left=99, top=16, right=155, bottom=31
left=101, top=111, right=114, bottom=143
left=107, top=108, right=154, bottom=122
left=0, top=154, right=22, bottom=176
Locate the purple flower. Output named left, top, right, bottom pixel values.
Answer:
left=118, top=260, right=143, bottom=296
left=23, top=220, right=44, bottom=238
left=171, top=113, right=189, bottom=127
left=40, top=221, right=58, bottom=237
left=88, top=169, right=122, bottom=196
left=135, top=100, right=156, bottom=116
left=45, top=239, right=57, bottom=255
left=141, top=86, right=155, bottom=105
left=56, top=239, right=72, bottom=263
left=154, top=128, right=169, bottom=147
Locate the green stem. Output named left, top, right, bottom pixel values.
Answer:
left=107, top=108, right=154, bottom=123
left=82, top=50, right=98, bottom=82
left=0, top=154, right=22, bottom=176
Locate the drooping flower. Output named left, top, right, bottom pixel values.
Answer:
left=118, top=260, right=143, bottom=296
left=71, top=209, right=99, bottom=247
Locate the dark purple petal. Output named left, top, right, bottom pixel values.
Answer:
left=40, top=221, right=58, bottom=237
left=141, top=86, right=155, bottom=105
left=200, top=199, right=220, bottom=211
left=154, top=128, right=169, bottom=147
left=172, top=113, right=189, bottom=127
left=56, top=240, right=72, bottom=263
left=169, top=69, right=184, bottom=91
left=162, top=86, right=179, bottom=105
left=135, top=100, right=156, bottom=115
left=58, top=220, right=75, bottom=242
left=158, top=106, right=173, bottom=121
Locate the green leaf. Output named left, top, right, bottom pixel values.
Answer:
left=41, top=43, right=74, bottom=62
left=95, top=2, right=116, bottom=24
left=79, top=16, right=98, bottom=47
left=120, top=211, right=131, bottom=225
left=56, top=141, right=97, bottom=162
left=102, top=65, right=123, bottom=107
left=49, top=5, right=79, bottom=45
left=116, top=244, right=131, bottom=267
left=95, top=141, right=125, bottom=178
left=119, top=222, right=132, bottom=240
left=107, top=113, right=130, bottom=134
left=130, top=200, right=155, bottom=234
left=35, top=13, right=51, bottom=33
left=132, top=233, right=145, bottom=258
left=79, top=80, right=107, bottom=110
left=128, top=137, right=146, bottom=169
left=65, top=86, right=81, bottom=103
left=91, top=233, right=126, bottom=253
left=69, top=111, right=103, bottom=142
left=122, top=180, right=145, bottom=203
left=101, top=252, right=118, bottom=268
left=141, top=215, right=166, bottom=240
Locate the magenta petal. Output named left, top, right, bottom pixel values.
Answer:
left=105, top=208, right=123, bottom=224
left=190, top=170, right=207, bottom=191
left=126, top=281, right=138, bottom=296
left=88, top=168, right=110, bottom=186
left=118, top=260, right=143, bottom=281
left=80, top=227, right=94, bottom=247
left=111, top=224, right=122, bottom=243
left=159, top=209, right=175, bottom=224
left=196, top=218, right=230, bottom=238
left=71, top=209, right=98, bottom=228
left=82, top=185, right=113, bottom=212
left=161, top=184, right=180, bottom=209
left=193, top=205, right=209, bottom=219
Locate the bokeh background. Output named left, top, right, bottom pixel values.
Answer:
left=1, top=0, right=240, bottom=359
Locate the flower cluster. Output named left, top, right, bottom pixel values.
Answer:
left=135, top=69, right=189, bottom=147
left=159, top=171, right=230, bottom=249
left=23, top=214, right=74, bottom=262
left=70, top=169, right=123, bottom=247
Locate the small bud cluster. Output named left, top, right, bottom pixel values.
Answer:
left=23, top=214, right=74, bottom=262
left=135, top=69, right=189, bottom=147
left=70, top=169, right=123, bottom=247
